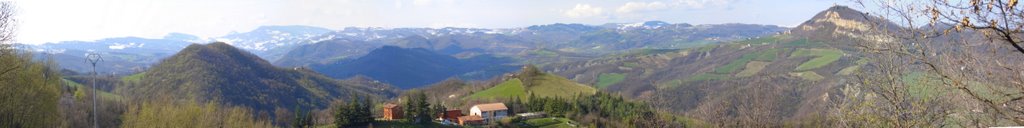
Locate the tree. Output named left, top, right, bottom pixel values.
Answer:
left=0, top=2, right=62, bottom=127
left=120, top=99, right=273, bottom=128
left=852, top=0, right=1024, bottom=125
left=333, top=100, right=351, bottom=127
left=403, top=91, right=432, bottom=123
left=335, top=94, right=375, bottom=127
left=431, top=101, right=445, bottom=120
left=519, top=64, right=541, bottom=87
left=275, top=107, right=293, bottom=126
left=293, top=105, right=303, bottom=128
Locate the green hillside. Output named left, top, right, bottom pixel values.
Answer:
left=118, top=42, right=399, bottom=112
left=466, top=78, right=528, bottom=100
left=62, top=79, right=123, bottom=101
left=466, top=72, right=597, bottom=100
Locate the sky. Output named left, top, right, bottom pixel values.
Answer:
left=12, top=0, right=847, bottom=44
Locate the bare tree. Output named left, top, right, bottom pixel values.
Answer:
left=850, top=0, right=1024, bottom=125
left=0, top=1, right=17, bottom=76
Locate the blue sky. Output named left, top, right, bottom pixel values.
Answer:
left=13, top=0, right=847, bottom=44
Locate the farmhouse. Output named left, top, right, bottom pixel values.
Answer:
left=437, top=109, right=463, bottom=122
left=457, top=115, right=484, bottom=125
left=469, top=103, right=508, bottom=122
left=382, top=103, right=403, bottom=120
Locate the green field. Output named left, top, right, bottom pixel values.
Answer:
left=121, top=72, right=145, bottom=83
left=754, top=48, right=781, bottom=61
left=524, top=117, right=577, bottom=128
left=782, top=38, right=826, bottom=47
left=715, top=49, right=781, bottom=74
left=789, top=49, right=843, bottom=71
left=837, top=58, right=869, bottom=75
left=736, top=61, right=770, bottom=77
left=528, top=73, right=598, bottom=98
left=595, top=73, right=626, bottom=89
left=697, top=45, right=717, bottom=52
left=466, top=78, right=528, bottom=100
left=63, top=79, right=125, bottom=101
left=466, top=73, right=597, bottom=100
left=735, top=35, right=786, bottom=45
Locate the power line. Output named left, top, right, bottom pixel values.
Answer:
left=85, top=52, right=102, bottom=128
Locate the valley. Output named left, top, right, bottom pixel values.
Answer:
left=4, top=1, right=1024, bottom=128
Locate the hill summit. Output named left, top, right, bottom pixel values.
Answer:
left=791, top=5, right=897, bottom=41
left=119, top=42, right=398, bottom=112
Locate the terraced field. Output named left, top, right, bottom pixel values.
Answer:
left=789, top=48, right=843, bottom=71
left=715, top=49, right=781, bottom=74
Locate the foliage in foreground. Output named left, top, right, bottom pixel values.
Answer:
left=120, top=99, right=273, bottom=128
left=0, top=44, right=62, bottom=127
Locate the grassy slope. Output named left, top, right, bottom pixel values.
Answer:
left=736, top=61, right=770, bottom=77
left=715, top=48, right=780, bottom=74
left=789, top=48, right=843, bottom=71
left=595, top=73, right=626, bottom=89
left=466, top=78, right=528, bottom=100
left=837, top=58, right=869, bottom=75
left=63, top=79, right=124, bottom=101
left=525, top=117, right=576, bottom=128
left=467, top=73, right=597, bottom=100
left=121, top=72, right=145, bottom=83
left=529, top=73, right=598, bottom=98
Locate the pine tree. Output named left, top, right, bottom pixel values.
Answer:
left=304, top=111, right=314, bottom=127
left=293, top=105, right=302, bottom=128
left=361, top=95, right=374, bottom=124
left=334, top=100, right=350, bottom=128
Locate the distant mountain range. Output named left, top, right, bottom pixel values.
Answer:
left=24, top=22, right=786, bottom=75
left=308, top=46, right=518, bottom=89
left=117, top=42, right=398, bottom=112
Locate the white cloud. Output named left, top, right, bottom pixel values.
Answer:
left=616, top=2, right=669, bottom=14
left=674, top=0, right=732, bottom=9
left=412, top=0, right=455, bottom=6
left=395, top=0, right=403, bottom=8
left=563, top=4, right=605, bottom=18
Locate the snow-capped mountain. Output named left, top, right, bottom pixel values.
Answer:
left=213, top=25, right=332, bottom=51
left=306, top=27, right=519, bottom=43
left=23, top=34, right=196, bottom=74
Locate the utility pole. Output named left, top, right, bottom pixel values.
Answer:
left=85, top=53, right=102, bottom=128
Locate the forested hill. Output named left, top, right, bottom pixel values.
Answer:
left=310, top=46, right=519, bottom=89
left=117, top=42, right=399, bottom=112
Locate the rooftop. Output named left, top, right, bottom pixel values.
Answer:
left=472, top=103, right=508, bottom=111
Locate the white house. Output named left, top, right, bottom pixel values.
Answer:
left=469, top=103, right=508, bottom=122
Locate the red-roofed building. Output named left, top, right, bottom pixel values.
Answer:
left=469, top=103, right=508, bottom=122
left=382, top=103, right=403, bottom=120
left=437, top=109, right=463, bottom=122
left=458, top=115, right=484, bottom=125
